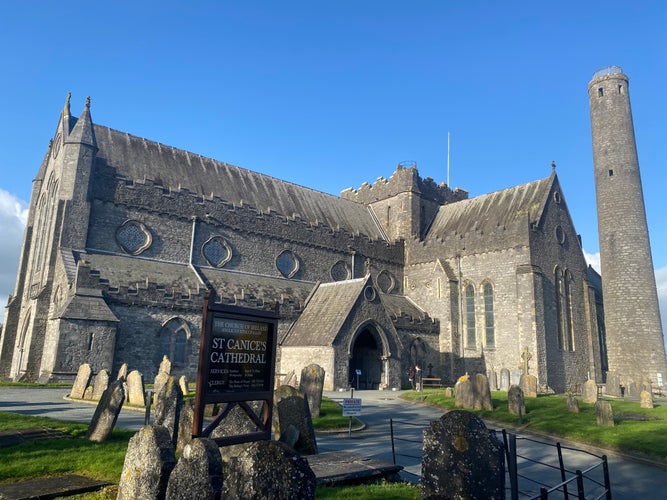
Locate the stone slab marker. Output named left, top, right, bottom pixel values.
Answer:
left=422, top=410, right=505, bottom=500
left=223, top=441, right=315, bottom=500
left=153, top=355, right=172, bottom=402
left=454, top=378, right=474, bottom=409
left=489, top=370, right=498, bottom=391
left=520, top=374, right=538, bottom=398
left=595, top=400, right=615, bottom=427
left=444, top=387, right=453, bottom=398
left=583, top=379, right=598, bottom=404
left=126, top=370, right=145, bottom=407
left=70, top=363, right=92, bottom=399
left=273, top=385, right=318, bottom=455
left=605, top=371, right=622, bottom=397
left=178, top=375, right=189, bottom=397
left=640, top=390, right=654, bottom=409
left=499, top=368, right=510, bottom=391
left=91, top=369, right=110, bottom=401
left=166, top=438, right=223, bottom=500
left=176, top=402, right=194, bottom=455
left=154, top=375, right=183, bottom=446
left=567, top=394, right=580, bottom=413
left=117, top=425, right=177, bottom=500
left=473, top=373, right=493, bottom=411
left=508, top=385, right=525, bottom=416
left=299, top=363, right=325, bottom=418
left=116, top=362, right=128, bottom=381
left=86, top=379, right=125, bottom=442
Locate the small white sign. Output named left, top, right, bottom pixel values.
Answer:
left=342, top=397, right=362, bottom=416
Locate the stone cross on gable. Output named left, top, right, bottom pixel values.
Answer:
left=521, top=347, right=532, bottom=375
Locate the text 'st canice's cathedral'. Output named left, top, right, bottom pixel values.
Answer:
left=1, top=68, right=664, bottom=395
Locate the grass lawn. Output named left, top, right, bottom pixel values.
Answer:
left=401, top=389, right=667, bottom=463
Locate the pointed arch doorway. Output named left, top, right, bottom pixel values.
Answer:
left=348, top=324, right=385, bottom=390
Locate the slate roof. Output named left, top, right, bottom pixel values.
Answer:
left=282, top=278, right=368, bottom=347
left=90, top=123, right=386, bottom=240
left=425, top=174, right=554, bottom=241
left=379, top=294, right=429, bottom=322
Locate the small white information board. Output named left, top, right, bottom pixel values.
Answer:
left=342, top=397, right=362, bottom=416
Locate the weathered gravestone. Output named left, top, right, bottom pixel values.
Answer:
left=153, top=355, right=172, bottom=403
left=282, top=370, right=296, bottom=388
left=499, top=368, right=510, bottom=392
left=153, top=375, right=183, bottom=446
left=640, top=390, right=654, bottom=409
left=70, top=363, right=92, bottom=399
left=595, top=400, right=615, bottom=427
left=582, top=379, right=598, bottom=404
left=86, top=379, right=125, bottom=442
left=211, top=400, right=266, bottom=463
left=444, top=387, right=454, bottom=398
left=126, top=370, right=145, bottom=407
left=508, top=385, right=525, bottom=417
left=91, top=369, right=110, bottom=401
left=455, top=374, right=492, bottom=411
left=178, top=375, right=189, bottom=397
left=165, top=437, right=223, bottom=500
left=605, top=371, right=622, bottom=397
left=422, top=410, right=505, bottom=500
left=567, top=394, right=580, bottom=413
left=520, top=374, right=538, bottom=398
left=299, top=363, right=325, bottom=418
left=116, top=362, right=128, bottom=381
left=222, top=440, right=316, bottom=500
left=117, top=425, right=177, bottom=500
left=83, top=386, right=93, bottom=400
left=489, top=370, right=498, bottom=391
left=454, top=377, right=475, bottom=409
left=626, top=381, right=641, bottom=398
left=473, top=373, right=494, bottom=410
left=511, top=369, right=523, bottom=386
left=273, top=385, right=318, bottom=455
left=176, top=401, right=194, bottom=454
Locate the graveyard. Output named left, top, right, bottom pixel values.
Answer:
left=1, top=370, right=666, bottom=499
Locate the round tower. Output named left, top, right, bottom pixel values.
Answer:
left=588, top=66, right=667, bottom=393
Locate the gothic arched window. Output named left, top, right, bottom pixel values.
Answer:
left=483, top=283, right=495, bottom=348
left=465, top=284, right=476, bottom=348
left=556, top=267, right=575, bottom=351
left=158, top=318, right=190, bottom=365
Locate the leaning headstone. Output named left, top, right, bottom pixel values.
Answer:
left=567, top=394, right=580, bottom=413
left=117, top=425, right=177, bottom=500
left=166, top=438, right=223, bottom=500
left=70, top=363, right=92, bottom=399
left=582, top=379, right=598, bottom=404
left=454, top=378, right=474, bottom=409
left=126, top=370, right=146, bottom=407
left=595, top=400, right=615, bottom=427
left=422, top=410, right=505, bottom=500
left=178, top=375, right=189, bottom=397
left=282, top=370, right=296, bottom=388
left=499, top=368, right=510, bottom=391
left=520, top=374, right=538, bottom=398
left=86, top=379, right=125, bottom=442
left=444, top=387, right=454, bottom=398
left=605, top=371, right=622, bottom=397
left=223, top=441, right=316, bottom=500
left=154, top=375, right=183, bottom=446
left=278, top=424, right=300, bottom=450
left=273, top=385, right=318, bottom=455
left=508, top=385, right=525, bottom=416
left=116, top=362, right=128, bottom=381
left=640, top=390, right=654, bottom=409
left=91, top=369, right=110, bottom=401
left=176, top=402, right=194, bottom=454
left=299, top=363, right=325, bottom=418
left=473, top=373, right=493, bottom=411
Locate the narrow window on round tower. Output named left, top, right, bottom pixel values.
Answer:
left=598, top=87, right=604, bottom=97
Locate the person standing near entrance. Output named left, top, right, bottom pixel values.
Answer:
left=415, top=365, right=422, bottom=391
left=408, top=366, right=416, bottom=389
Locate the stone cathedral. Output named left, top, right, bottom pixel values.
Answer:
left=1, top=68, right=663, bottom=394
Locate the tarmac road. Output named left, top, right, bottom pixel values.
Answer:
left=1, top=386, right=666, bottom=499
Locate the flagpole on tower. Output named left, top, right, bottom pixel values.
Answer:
left=447, top=132, right=451, bottom=187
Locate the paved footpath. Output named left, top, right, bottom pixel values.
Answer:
left=2, top=386, right=667, bottom=498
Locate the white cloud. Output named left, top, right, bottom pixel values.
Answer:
left=584, top=250, right=601, bottom=273
left=0, top=189, right=28, bottom=324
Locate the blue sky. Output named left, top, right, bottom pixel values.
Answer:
left=1, top=1, right=665, bottom=333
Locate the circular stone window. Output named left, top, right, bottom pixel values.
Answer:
left=276, top=249, right=300, bottom=278
left=116, top=220, right=152, bottom=255
left=376, top=269, right=396, bottom=294
left=364, top=286, right=377, bottom=301
left=202, top=236, right=232, bottom=268
left=330, top=260, right=351, bottom=281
